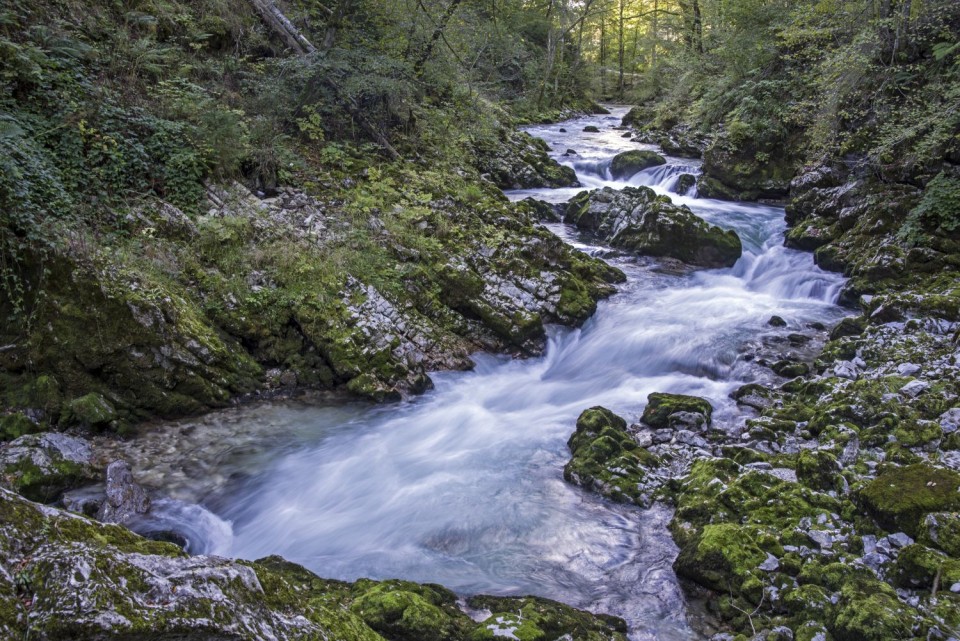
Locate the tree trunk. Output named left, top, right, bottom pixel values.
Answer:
left=250, top=0, right=316, bottom=54
left=413, top=0, right=464, bottom=74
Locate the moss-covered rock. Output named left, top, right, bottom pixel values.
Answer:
left=566, top=187, right=742, bottom=268
left=673, top=523, right=767, bottom=593
left=641, top=392, right=713, bottom=429
left=919, top=512, right=960, bottom=558
left=563, top=406, right=662, bottom=506
left=0, top=488, right=632, bottom=641
left=467, top=595, right=627, bottom=641
left=65, top=392, right=118, bottom=427
left=609, top=150, right=666, bottom=180
left=350, top=580, right=468, bottom=641
left=859, top=464, right=960, bottom=537
left=830, top=580, right=917, bottom=641
left=0, top=433, right=100, bottom=502
left=796, top=450, right=841, bottom=493
left=699, top=132, right=799, bottom=201
left=893, top=543, right=960, bottom=589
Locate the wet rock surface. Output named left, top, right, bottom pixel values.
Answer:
left=564, top=186, right=742, bottom=268
left=0, top=488, right=626, bottom=641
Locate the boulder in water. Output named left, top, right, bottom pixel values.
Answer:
left=673, top=173, right=697, bottom=196
left=609, top=150, right=666, bottom=179
left=563, top=406, right=662, bottom=507
left=583, top=125, right=600, bottom=133
left=97, top=460, right=151, bottom=524
left=565, top=186, right=742, bottom=268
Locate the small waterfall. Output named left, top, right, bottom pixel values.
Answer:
left=125, top=498, right=234, bottom=556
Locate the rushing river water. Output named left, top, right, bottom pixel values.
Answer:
left=124, top=107, right=849, bottom=640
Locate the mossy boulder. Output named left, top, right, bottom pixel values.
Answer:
left=919, top=512, right=960, bottom=557
left=609, top=150, right=666, bottom=180
left=563, top=407, right=662, bottom=505
left=673, top=523, right=767, bottom=593
left=796, top=449, right=841, bottom=493
left=466, top=595, right=627, bottom=641
left=350, top=580, right=468, bottom=641
left=565, top=187, right=741, bottom=268
left=830, top=580, right=917, bottom=641
left=473, top=129, right=578, bottom=189
left=771, top=359, right=810, bottom=378
left=0, top=488, right=632, bottom=641
left=0, top=413, right=40, bottom=440
left=64, top=392, right=118, bottom=427
left=859, top=464, right=960, bottom=537
left=641, top=392, right=713, bottom=429
left=893, top=543, right=960, bottom=589
left=0, top=433, right=99, bottom=502
left=699, top=133, right=799, bottom=201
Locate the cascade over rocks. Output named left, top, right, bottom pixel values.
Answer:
left=564, top=186, right=742, bottom=268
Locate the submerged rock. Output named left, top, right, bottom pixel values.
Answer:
left=565, top=186, right=742, bottom=268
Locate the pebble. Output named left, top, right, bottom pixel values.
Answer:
left=834, top=361, right=858, bottom=379
left=759, top=553, right=780, bottom=572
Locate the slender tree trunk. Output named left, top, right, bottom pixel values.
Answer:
left=250, top=0, right=316, bottom=54
left=413, top=0, right=464, bottom=74
left=618, top=0, right=625, bottom=99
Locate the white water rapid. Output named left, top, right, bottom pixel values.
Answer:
left=150, top=107, right=850, bottom=640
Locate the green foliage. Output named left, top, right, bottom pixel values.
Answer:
left=899, top=172, right=960, bottom=245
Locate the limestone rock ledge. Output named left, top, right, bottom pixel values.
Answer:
left=0, top=487, right=627, bottom=641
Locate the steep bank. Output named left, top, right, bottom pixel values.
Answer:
left=0, top=0, right=622, bottom=436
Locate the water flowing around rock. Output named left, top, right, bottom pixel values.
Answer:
left=139, top=107, right=847, bottom=641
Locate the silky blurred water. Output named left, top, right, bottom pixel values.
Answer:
left=135, top=107, right=848, bottom=640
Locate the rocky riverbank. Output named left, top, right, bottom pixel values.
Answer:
left=558, top=111, right=960, bottom=641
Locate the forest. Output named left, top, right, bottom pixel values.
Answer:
left=1, top=0, right=959, bottom=640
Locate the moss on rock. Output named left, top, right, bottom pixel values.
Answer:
left=563, top=406, right=662, bottom=506
left=609, top=150, right=666, bottom=180
left=641, top=392, right=713, bottom=429
left=859, top=464, right=960, bottom=537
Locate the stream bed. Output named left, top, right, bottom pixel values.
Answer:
left=107, top=106, right=849, bottom=640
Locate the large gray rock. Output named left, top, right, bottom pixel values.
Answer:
left=0, top=433, right=99, bottom=502
left=565, top=186, right=742, bottom=268
left=97, top=460, right=151, bottom=524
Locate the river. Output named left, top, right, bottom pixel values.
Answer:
left=120, top=106, right=848, bottom=640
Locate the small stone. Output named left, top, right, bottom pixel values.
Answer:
left=834, top=361, right=858, bottom=380
left=899, top=380, right=929, bottom=398
left=768, top=315, right=787, bottom=327
left=758, top=553, right=780, bottom=572
left=807, top=530, right=834, bottom=549
left=887, top=532, right=914, bottom=548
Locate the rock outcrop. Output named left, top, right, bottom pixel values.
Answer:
left=0, top=487, right=628, bottom=641
left=565, top=186, right=742, bottom=268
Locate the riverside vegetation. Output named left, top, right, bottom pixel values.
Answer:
left=1, top=0, right=959, bottom=640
